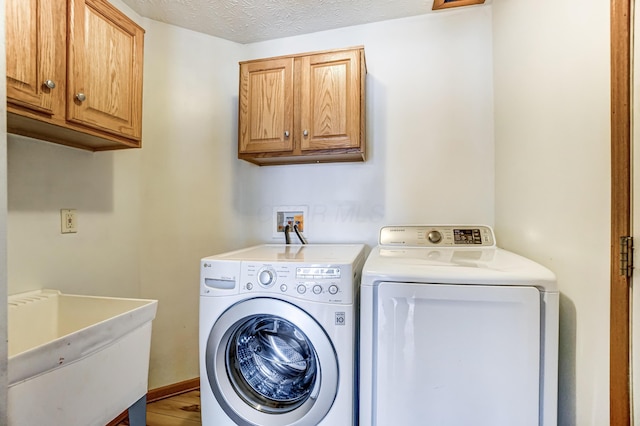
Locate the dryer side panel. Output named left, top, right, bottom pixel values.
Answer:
left=372, top=282, right=541, bottom=426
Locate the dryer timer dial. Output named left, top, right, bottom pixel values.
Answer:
left=428, top=230, right=442, bottom=244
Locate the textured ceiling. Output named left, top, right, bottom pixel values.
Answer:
left=119, top=0, right=479, bottom=44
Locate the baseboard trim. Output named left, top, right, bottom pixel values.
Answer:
left=147, top=377, right=200, bottom=403
left=106, top=377, right=200, bottom=425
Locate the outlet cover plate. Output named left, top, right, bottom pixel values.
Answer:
left=61, top=209, right=77, bottom=234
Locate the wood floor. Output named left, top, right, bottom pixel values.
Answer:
left=116, top=390, right=201, bottom=426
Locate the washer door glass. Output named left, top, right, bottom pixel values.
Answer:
left=228, top=315, right=318, bottom=413
left=206, top=298, right=339, bottom=426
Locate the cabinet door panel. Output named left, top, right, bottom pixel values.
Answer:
left=6, top=0, right=64, bottom=115
left=299, top=50, right=361, bottom=151
left=239, top=58, right=294, bottom=153
left=67, top=0, right=144, bottom=140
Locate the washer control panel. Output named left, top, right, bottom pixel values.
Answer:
left=201, top=244, right=365, bottom=301
left=380, top=225, right=495, bottom=247
left=239, top=262, right=352, bottom=304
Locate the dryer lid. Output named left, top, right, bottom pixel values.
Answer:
left=363, top=225, right=557, bottom=291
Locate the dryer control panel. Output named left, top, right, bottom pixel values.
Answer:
left=379, top=225, right=496, bottom=247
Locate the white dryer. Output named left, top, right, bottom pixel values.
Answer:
left=200, top=244, right=365, bottom=426
left=359, top=225, right=558, bottom=426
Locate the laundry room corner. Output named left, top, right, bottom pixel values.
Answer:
left=136, top=18, right=245, bottom=389
left=493, top=0, right=610, bottom=424
left=2, top=0, right=617, bottom=423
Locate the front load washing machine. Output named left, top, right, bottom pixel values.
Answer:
left=200, top=244, right=365, bottom=426
left=359, top=225, right=559, bottom=426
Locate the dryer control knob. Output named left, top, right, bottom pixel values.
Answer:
left=258, top=268, right=276, bottom=287
left=428, top=230, right=442, bottom=244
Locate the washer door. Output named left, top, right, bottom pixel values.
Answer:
left=206, top=297, right=338, bottom=426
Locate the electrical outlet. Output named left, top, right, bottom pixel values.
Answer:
left=277, top=211, right=304, bottom=232
left=273, top=206, right=308, bottom=239
left=60, top=209, right=77, bottom=234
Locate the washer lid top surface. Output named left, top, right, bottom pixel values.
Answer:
left=203, top=244, right=365, bottom=264
left=364, top=225, right=556, bottom=291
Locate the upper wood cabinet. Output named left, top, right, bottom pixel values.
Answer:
left=238, top=47, right=366, bottom=166
left=239, top=57, right=295, bottom=155
left=6, top=0, right=145, bottom=151
left=6, top=0, right=64, bottom=117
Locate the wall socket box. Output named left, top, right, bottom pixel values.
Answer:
left=60, top=209, right=77, bottom=234
left=273, top=206, right=308, bottom=239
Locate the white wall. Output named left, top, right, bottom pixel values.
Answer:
left=138, top=19, right=242, bottom=388
left=239, top=7, right=495, bottom=246
left=492, top=1, right=610, bottom=425
left=7, top=138, right=142, bottom=298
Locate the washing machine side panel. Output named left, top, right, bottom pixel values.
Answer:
left=541, top=291, right=559, bottom=426
left=373, top=282, right=541, bottom=426
left=311, top=304, right=357, bottom=426
left=359, top=285, right=376, bottom=426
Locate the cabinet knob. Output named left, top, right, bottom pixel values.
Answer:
left=303, top=130, right=309, bottom=137
left=75, top=93, right=86, bottom=102
left=43, top=80, right=56, bottom=89
left=284, top=131, right=290, bottom=138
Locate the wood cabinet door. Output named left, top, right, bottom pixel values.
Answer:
left=298, top=50, right=362, bottom=151
left=6, top=0, right=65, bottom=116
left=67, top=0, right=144, bottom=140
left=239, top=58, right=294, bottom=153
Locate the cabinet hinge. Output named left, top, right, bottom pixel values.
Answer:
left=620, top=236, right=634, bottom=277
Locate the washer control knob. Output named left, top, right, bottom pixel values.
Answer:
left=297, top=285, right=307, bottom=294
left=313, top=285, right=322, bottom=294
left=329, top=285, right=339, bottom=295
left=246, top=282, right=253, bottom=290
left=258, top=268, right=276, bottom=287
left=428, top=230, right=442, bottom=244
left=280, top=284, right=288, bottom=292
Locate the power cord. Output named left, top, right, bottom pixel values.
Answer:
left=284, top=224, right=291, bottom=244
left=294, top=224, right=307, bottom=244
